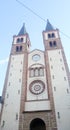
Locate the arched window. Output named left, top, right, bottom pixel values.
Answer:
left=53, top=41, right=57, bottom=46
left=30, top=69, right=34, bottom=77
left=49, top=41, right=53, bottom=47
left=16, top=46, right=19, bottom=52
left=34, top=68, right=39, bottom=76
left=17, top=38, right=20, bottom=43
left=20, top=46, right=22, bottom=51
left=29, top=67, right=44, bottom=77
left=48, top=33, right=55, bottom=38
left=48, top=33, right=51, bottom=38
left=21, top=38, right=23, bottom=42
left=39, top=68, right=44, bottom=76
left=16, top=46, right=22, bottom=52
left=52, top=33, right=55, bottom=37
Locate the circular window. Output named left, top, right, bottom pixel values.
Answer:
left=32, top=54, right=40, bottom=61
left=29, top=80, right=45, bottom=95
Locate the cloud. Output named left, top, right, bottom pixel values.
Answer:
left=0, top=57, right=9, bottom=65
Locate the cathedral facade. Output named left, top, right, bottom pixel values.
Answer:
left=0, top=20, right=70, bottom=130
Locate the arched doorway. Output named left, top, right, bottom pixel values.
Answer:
left=30, top=118, right=46, bottom=130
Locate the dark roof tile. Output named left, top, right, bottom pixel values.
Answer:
left=45, top=19, right=54, bottom=31
left=18, top=23, right=26, bottom=36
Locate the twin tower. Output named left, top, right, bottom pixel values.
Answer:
left=0, top=20, right=70, bottom=130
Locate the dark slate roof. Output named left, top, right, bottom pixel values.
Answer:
left=45, top=19, right=54, bottom=31
left=18, top=23, right=27, bottom=36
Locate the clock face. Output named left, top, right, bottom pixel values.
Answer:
left=29, top=80, right=45, bottom=95
left=32, top=54, right=40, bottom=61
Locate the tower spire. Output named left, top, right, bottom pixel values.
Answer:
left=45, top=19, right=54, bottom=31
left=18, top=23, right=27, bottom=36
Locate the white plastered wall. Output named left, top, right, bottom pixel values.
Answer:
left=25, top=49, right=51, bottom=111
left=13, top=35, right=26, bottom=44
left=48, top=49, right=70, bottom=130
left=0, top=54, right=24, bottom=130
left=27, top=50, right=48, bottom=100
left=44, top=31, right=59, bottom=40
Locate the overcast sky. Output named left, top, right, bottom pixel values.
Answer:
left=0, top=0, right=70, bottom=95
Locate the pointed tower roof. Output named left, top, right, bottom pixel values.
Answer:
left=45, top=19, right=54, bottom=31
left=18, top=23, right=27, bottom=36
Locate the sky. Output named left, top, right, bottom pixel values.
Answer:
left=0, top=0, right=70, bottom=95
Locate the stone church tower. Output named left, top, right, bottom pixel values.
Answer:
left=0, top=20, right=70, bottom=130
